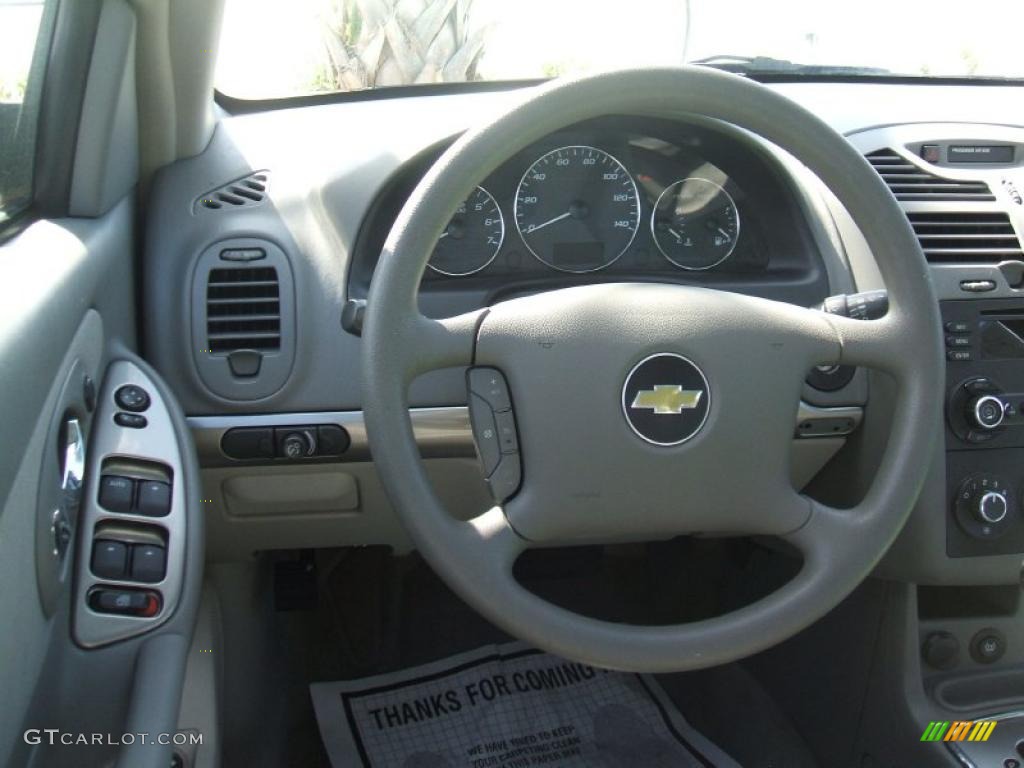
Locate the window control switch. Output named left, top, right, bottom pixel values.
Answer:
left=130, top=544, right=167, bottom=583
left=136, top=481, right=171, bottom=516
left=99, top=475, right=134, bottom=513
left=91, top=540, right=128, bottom=580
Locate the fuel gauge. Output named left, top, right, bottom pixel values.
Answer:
left=651, top=177, right=739, bottom=270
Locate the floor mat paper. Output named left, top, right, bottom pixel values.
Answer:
left=311, top=642, right=740, bottom=767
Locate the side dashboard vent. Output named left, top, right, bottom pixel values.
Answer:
left=206, top=267, right=281, bottom=351
left=196, top=171, right=269, bottom=211
left=865, top=150, right=994, bottom=201
left=906, top=212, right=1023, bottom=264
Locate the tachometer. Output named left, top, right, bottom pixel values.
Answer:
left=651, top=177, right=739, bottom=270
left=515, top=146, right=640, bottom=273
left=428, top=186, right=504, bottom=277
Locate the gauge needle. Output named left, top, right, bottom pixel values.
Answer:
left=527, top=211, right=571, bottom=233
left=438, top=231, right=449, bottom=239
left=717, top=227, right=732, bottom=241
left=668, top=227, right=683, bottom=243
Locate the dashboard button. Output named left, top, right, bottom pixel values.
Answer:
left=945, top=335, right=972, bottom=348
left=130, top=544, right=167, bottom=583
left=114, top=384, right=151, bottom=412
left=947, top=349, right=972, bottom=362
left=114, top=412, right=148, bottom=429
left=944, top=321, right=971, bottom=334
left=136, top=480, right=172, bottom=517
left=221, top=427, right=275, bottom=460
left=91, top=540, right=128, bottom=580
left=317, top=425, right=351, bottom=456
left=99, top=475, right=134, bottom=513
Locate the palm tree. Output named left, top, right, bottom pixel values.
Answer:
left=318, top=0, right=488, bottom=90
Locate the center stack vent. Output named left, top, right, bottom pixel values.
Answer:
left=905, top=212, right=1024, bottom=264
left=865, top=150, right=995, bottom=202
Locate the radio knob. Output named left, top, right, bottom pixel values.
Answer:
left=976, top=491, right=1008, bottom=524
left=967, top=394, right=1006, bottom=430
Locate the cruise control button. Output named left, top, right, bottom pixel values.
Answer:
left=136, top=481, right=171, bottom=517
left=469, top=368, right=512, bottom=412
left=99, top=475, right=134, bottom=513
left=494, top=410, right=518, bottom=453
left=488, top=454, right=522, bottom=502
left=130, top=544, right=167, bottom=583
left=114, top=384, right=151, bottom=412
left=91, top=540, right=128, bottom=580
left=468, top=394, right=501, bottom=475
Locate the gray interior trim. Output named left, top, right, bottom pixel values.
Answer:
left=69, top=0, right=139, bottom=218
left=188, top=402, right=862, bottom=466
left=187, top=406, right=475, bottom=466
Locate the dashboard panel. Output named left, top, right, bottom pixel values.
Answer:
left=347, top=116, right=830, bottom=308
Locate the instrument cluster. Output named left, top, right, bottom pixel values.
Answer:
left=422, top=123, right=760, bottom=281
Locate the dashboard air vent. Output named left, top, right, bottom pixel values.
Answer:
left=206, top=267, right=281, bottom=352
left=197, top=171, right=269, bottom=211
left=906, top=212, right=1023, bottom=264
left=865, top=150, right=994, bottom=201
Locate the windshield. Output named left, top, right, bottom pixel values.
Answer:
left=216, top=0, right=1024, bottom=100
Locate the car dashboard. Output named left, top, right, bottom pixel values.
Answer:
left=143, top=80, right=1024, bottom=604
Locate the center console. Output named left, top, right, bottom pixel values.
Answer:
left=943, top=298, right=1024, bottom=558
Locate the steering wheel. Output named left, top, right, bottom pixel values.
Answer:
left=362, top=67, right=942, bottom=673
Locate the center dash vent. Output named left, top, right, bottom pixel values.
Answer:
left=196, top=171, right=269, bottom=211
left=206, top=267, right=281, bottom=351
left=906, top=212, right=1023, bottom=264
left=865, top=150, right=994, bottom=201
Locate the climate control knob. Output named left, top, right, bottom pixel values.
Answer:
left=954, top=474, right=1012, bottom=539
left=968, top=394, right=1006, bottom=430
left=976, top=491, right=1008, bottom=524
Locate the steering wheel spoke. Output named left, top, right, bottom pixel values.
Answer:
left=827, top=312, right=910, bottom=374
left=400, top=309, right=485, bottom=378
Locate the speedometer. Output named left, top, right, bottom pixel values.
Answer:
left=515, top=146, right=640, bottom=273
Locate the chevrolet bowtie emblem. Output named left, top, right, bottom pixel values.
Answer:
left=631, top=385, right=704, bottom=415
